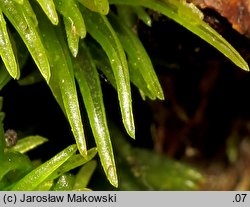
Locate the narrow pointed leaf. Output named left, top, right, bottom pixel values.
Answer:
left=35, top=180, right=54, bottom=191
left=0, top=10, right=19, bottom=79
left=22, top=0, right=38, bottom=27
left=10, top=135, right=48, bottom=154
left=133, top=6, right=152, bottom=27
left=87, top=40, right=117, bottom=89
left=52, top=173, right=75, bottom=191
left=0, top=33, right=29, bottom=90
left=81, top=7, right=135, bottom=138
left=74, top=160, right=97, bottom=189
left=63, top=17, right=79, bottom=57
left=109, top=13, right=164, bottom=100
left=48, top=148, right=97, bottom=180
left=0, top=0, right=51, bottom=81
left=77, top=0, right=109, bottom=15
left=35, top=6, right=87, bottom=156
left=128, top=62, right=157, bottom=100
left=0, top=66, right=11, bottom=91
left=74, top=42, right=118, bottom=187
left=54, top=0, right=86, bottom=38
left=88, top=40, right=156, bottom=100
left=35, top=0, right=59, bottom=25
left=54, top=0, right=86, bottom=56
left=110, top=0, right=249, bottom=71
left=13, top=0, right=23, bottom=4
left=0, top=151, right=33, bottom=185
left=17, top=70, right=44, bottom=86
left=11, top=144, right=77, bottom=190
left=116, top=5, right=137, bottom=28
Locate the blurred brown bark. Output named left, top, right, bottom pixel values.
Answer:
left=190, top=0, right=250, bottom=38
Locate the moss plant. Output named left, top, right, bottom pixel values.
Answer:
left=0, top=0, right=248, bottom=189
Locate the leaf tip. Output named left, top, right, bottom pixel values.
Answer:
left=43, top=70, right=51, bottom=83
left=127, top=126, right=135, bottom=139
left=76, top=141, right=88, bottom=157
left=241, top=62, right=249, bottom=72
left=107, top=165, right=118, bottom=188
left=156, top=89, right=165, bottom=100
left=51, top=16, right=59, bottom=25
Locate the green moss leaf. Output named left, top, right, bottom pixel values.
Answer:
left=111, top=123, right=203, bottom=190
left=13, top=0, right=23, bottom=4
left=74, top=41, right=118, bottom=187
left=0, top=0, right=51, bottom=81
left=11, top=144, right=77, bottom=190
left=35, top=6, right=87, bottom=157
left=77, top=0, right=109, bottom=15
left=35, top=180, right=54, bottom=191
left=74, top=160, right=97, bottom=189
left=87, top=40, right=117, bottom=89
left=88, top=40, right=155, bottom=100
left=0, top=10, right=19, bottom=79
left=116, top=5, right=137, bottom=28
left=81, top=7, right=135, bottom=138
left=48, top=148, right=97, bottom=180
left=109, top=13, right=164, bottom=100
left=52, top=173, right=75, bottom=191
left=17, top=70, right=44, bottom=86
left=35, top=0, right=59, bottom=25
left=9, top=135, right=48, bottom=154
left=0, top=151, right=33, bottom=190
left=54, top=0, right=86, bottom=57
left=110, top=0, right=249, bottom=71
left=133, top=6, right=152, bottom=27
left=0, top=33, right=29, bottom=90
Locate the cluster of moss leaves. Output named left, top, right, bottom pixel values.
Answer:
left=0, top=96, right=97, bottom=190
left=0, top=96, right=203, bottom=190
left=0, top=0, right=248, bottom=188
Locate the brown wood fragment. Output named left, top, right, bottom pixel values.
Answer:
left=190, top=0, right=250, bottom=38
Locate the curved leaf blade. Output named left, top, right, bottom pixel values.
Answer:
left=109, top=13, right=164, bottom=100
left=110, top=0, right=249, bottom=71
left=116, top=5, right=137, bottom=28
left=52, top=173, right=75, bottom=191
left=0, top=151, right=33, bottom=189
left=77, top=0, right=109, bottom=15
left=0, top=10, right=19, bottom=79
left=54, top=0, right=86, bottom=57
left=87, top=40, right=117, bottom=89
left=48, top=148, right=97, bottom=180
left=63, top=17, right=80, bottom=57
left=133, top=6, right=152, bottom=27
left=35, top=6, right=87, bottom=156
left=74, top=42, right=118, bottom=187
left=35, top=0, right=59, bottom=25
left=11, top=144, right=77, bottom=190
left=35, top=180, right=54, bottom=191
left=9, top=135, right=48, bottom=154
left=0, top=0, right=51, bottom=81
left=74, top=160, right=97, bottom=189
left=88, top=40, right=156, bottom=100
left=0, top=33, right=29, bottom=90
left=81, top=7, right=135, bottom=138
left=13, top=0, right=23, bottom=4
